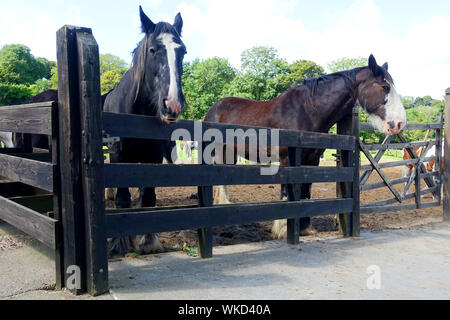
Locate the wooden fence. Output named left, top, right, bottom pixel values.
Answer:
left=358, top=120, right=443, bottom=214
left=0, top=24, right=448, bottom=296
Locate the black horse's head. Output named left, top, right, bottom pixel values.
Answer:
left=357, top=54, right=406, bottom=135
left=133, top=6, right=186, bottom=123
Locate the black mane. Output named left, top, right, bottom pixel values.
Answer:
left=302, top=67, right=364, bottom=96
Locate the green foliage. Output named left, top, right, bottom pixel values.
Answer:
left=278, top=60, right=325, bottom=88
left=0, top=44, right=51, bottom=85
left=0, top=83, right=32, bottom=106
left=49, top=66, right=58, bottom=89
left=29, top=78, right=52, bottom=96
left=98, top=54, right=128, bottom=95
left=100, top=70, right=122, bottom=94
left=100, top=54, right=128, bottom=76
left=327, top=57, right=367, bottom=73
left=229, top=46, right=290, bottom=101
left=182, top=57, right=236, bottom=120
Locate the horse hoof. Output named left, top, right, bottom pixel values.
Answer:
left=107, top=234, right=164, bottom=255
left=132, top=234, right=164, bottom=254
left=300, top=225, right=317, bottom=236
left=271, top=219, right=287, bottom=239
left=105, top=188, right=116, bottom=200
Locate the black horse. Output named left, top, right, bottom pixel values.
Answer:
left=103, top=7, right=186, bottom=254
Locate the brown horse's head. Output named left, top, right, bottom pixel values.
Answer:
left=357, top=55, right=406, bottom=135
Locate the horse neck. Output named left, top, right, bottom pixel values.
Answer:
left=311, top=74, right=358, bottom=133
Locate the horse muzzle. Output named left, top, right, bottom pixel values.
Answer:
left=384, top=119, right=405, bottom=135
left=163, top=99, right=182, bottom=123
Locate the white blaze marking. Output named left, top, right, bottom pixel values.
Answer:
left=157, top=33, right=181, bottom=100
left=384, top=84, right=406, bottom=123
left=368, top=84, right=406, bottom=133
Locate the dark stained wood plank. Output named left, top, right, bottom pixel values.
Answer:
left=76, top=29, right=109, bottom=296
left=104, top=164, right=354, bottom=188
left=0, top=195, right=57, bottom=249
left=102, top=112, right=356, bottom=150
left=0, top=105, right=52, bottom=134
left=442, top=88, right=450, bottom=221
left=0, top=153, right=53, bottom=191
left=105, top=198, right=354, bottom=238
left=350, top=107, right=360, bottom=236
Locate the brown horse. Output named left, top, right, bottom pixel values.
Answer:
left=204, top=54, right=406, bottom=238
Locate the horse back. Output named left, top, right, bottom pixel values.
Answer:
left=204, top=97, right=278, bottom=127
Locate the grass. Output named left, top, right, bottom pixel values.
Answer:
left=172, top=242, right=199, bottom=257
left=322, top=148, right=403, bottom=162
left=104, top=140, right=404, bottom=164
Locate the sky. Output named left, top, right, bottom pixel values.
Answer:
left=1, top=0, right=449, bottom=99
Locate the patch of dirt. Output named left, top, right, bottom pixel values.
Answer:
left=0, top=235, right=24, bottom=251
left=106, top=164, right=444, bottom=253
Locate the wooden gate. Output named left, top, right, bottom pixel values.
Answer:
left=358, top=117, right=443, bottom=214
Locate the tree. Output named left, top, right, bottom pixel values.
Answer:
left=100, top=70, right=122, bottom=94
left=182, top=57, right=236, bottom=120
left=327, top=57, right=367, bottom=73
left=227, top=46, right=289, bottom=101
left=278, top=60, right=325, bottom=89
left=29, top=78, right=52, bottom=96
left=0, top=44, right=50, bottom=85
left=100, top=54, right=128, bottom=76
left=0, top=83, right=31, bottom=106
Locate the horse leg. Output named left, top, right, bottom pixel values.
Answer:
left=213, top=185, right=231, bottom=204
left=125, top=142, right=166, bottom=255
left=299, top=183, right=317, bottom=236
left=272, top=156, right=289, bottom=239
left=124, top=187, right=163, bottom=254
left=213, top=144, right=233, bottom=205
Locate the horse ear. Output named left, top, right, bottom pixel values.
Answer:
left=140, top=6, right=155, bottom=34
left=173, top=13, right=183, bottom=35
left=368, top=54, right=378, bottom=74
left=382, top=62, right=388, bottom=70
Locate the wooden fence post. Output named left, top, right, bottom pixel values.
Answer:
left=76, top=29, right=109, bottom=295
left=198, top=141, right=213, bottom=258
left=286, top=147, right=301, bottom=244
left=56, top=25, right=89, bottom=294
left=51, top=101, right=65, bottom=290
left=337, top=106, right=360, bottom=236
left=443, top=88, right=450, bottom=221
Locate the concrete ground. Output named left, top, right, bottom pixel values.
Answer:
left=1, top=221, right=449, bottom=300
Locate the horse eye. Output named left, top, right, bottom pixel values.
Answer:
left=382, top=85, right=390, bottom=92
left=149, top=48, right=156, bottom=54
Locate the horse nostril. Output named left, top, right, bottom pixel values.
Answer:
left=397, top=121, right=403, bottom=130
left=388, top=120, right=395, bottom=129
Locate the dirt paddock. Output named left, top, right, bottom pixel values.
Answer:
left=105, top=162, right=444, bottom=253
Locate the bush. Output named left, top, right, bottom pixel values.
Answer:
left=0, top=83, right=32, bottom=106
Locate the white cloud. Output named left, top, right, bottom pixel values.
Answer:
left=176, top=0, right=450, bottom=99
